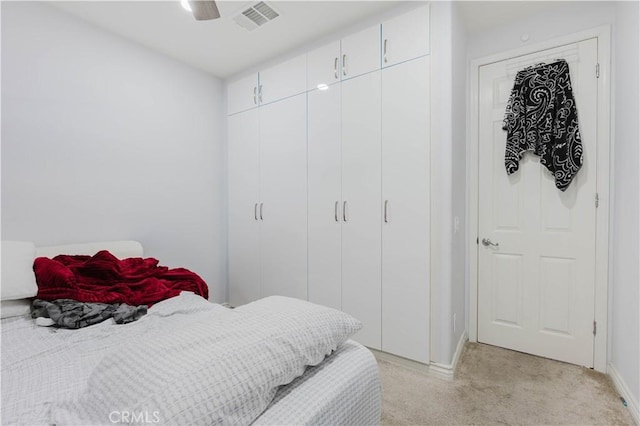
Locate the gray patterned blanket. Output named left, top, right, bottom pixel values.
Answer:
left=31, top=299, right=147, bottom=329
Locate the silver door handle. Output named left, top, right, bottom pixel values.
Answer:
left=259, top=202, right=263, bottom=221
left=342, top=54, right=347, bottom=76
left=258, top=85, right=263, bottom=103
left=334, top=57, right=339, bottom=79
left=384, top=200, right=389, bottom=223
left=481, top=238, right=499, bottom=247
left=335, top=201, right=339, bottom=222
left=254, top=203, right=258, bottom=221
left=253, top=86, right=257, bottom=105
left=343, top=201, right=348, bottom=222
left=383, top=39, right=388, bottom=63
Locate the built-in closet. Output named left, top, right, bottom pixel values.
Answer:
left=227, top=5, right=431, bottom=364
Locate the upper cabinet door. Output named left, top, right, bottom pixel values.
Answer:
left=227, top=73, right=259, bottom=115
left=307, top=41, right=341, bottom=91
left=382, top=5, right=430, bottom=68
left=340, top=25, right=381, bottom=80
left=259, top=53, right=307, bottom=105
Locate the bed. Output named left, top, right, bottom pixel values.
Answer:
left=1, top=240, right=381, bottom=425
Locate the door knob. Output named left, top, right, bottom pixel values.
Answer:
left=481, top=238, right=499, bottom=247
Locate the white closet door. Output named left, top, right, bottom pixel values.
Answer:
left=340, top=25, right=381, bottom=81
left=259, top=94, right=308, bottom=301
left=381, top=57, right=430, bottom=363
left=307, top=41, right=341, bottom=91
left=228, top=109, right=261, bottom=307
left=341, top=71, right=382, bottom=349
left=308, top=85, right=342, bottom=310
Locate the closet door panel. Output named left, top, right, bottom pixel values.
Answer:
left=259, top=54, right=307, bottom=105
left=228, top=109, right=261, bottom=307
left=381, top=5, right=430, bottom=68
left=341, top=72, right=382, bottom=349
left=259, top=94, right=308, bottom=301
left=340, top=25, right=381, bottom=80
left=308, top=85, right=342, bottom=310
left=307, top=41, right=341, bottom=91
left=381, top=57, right=430, bottom=362
left=228, top=73, right=259, bottom=115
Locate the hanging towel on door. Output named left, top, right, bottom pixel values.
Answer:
left=502, top=59, right=583, bottom=191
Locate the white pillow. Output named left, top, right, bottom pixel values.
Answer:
left=1, top=241, right=38, bottom=301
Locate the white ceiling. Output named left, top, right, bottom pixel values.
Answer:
left=50, top=1, right=402, bottom=79
left=49, top=1, right=564, bottom=80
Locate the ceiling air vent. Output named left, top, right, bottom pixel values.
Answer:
left=233, top=2, right=280, bottom=31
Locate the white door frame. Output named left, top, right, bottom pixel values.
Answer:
left=468, top=26, right=611, bottom=372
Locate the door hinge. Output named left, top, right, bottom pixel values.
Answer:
left=596, top=63, right=600, bottom=78
left=476, top=236, right=479, bottom=245
left=595, top=193, right=599, bottom=208
left=593, top=320, right=597, bottom=336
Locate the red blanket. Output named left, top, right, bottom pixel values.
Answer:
left=33, top=250, right=208, bottom=306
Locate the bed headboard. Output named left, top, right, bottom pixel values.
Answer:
left=35, top=241, right=143, bottom=259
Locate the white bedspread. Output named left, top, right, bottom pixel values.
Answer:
left=1, top=293, right=367, bottom=425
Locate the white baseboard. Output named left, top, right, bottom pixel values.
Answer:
left=371, top=349, right=431, bottom=375
left=608, top=362, right=640, bottom=425
left=429, top=330, right=468, bottom=381
left=372, top=331, right=469, bottom=381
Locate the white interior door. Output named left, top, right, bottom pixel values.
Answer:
left=308, top=85, right=342, bottom=310
left=381, top=56, right=430, bottom=363
left=478, top=39, right=598, bottom=367
left=227, top=109, right=261, bottom=307
left=259, top=94, right=308, bottom=301
left=341, top=71, right=382, bottom=349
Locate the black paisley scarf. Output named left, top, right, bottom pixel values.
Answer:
left=502, top=59, right=583, bottom=191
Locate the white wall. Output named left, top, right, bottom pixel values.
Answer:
left=1, top=2, right=228, bottom=302
left=427, top=1, right=469, bottom=366
left=451, top=1, right=468, bottom=360
left=429, top=1, right=454, bottom=365
left=610, top=0, right=640, bottom=409
left=467, top=2, right=617, bottom=59
left=467, top=0, right=639, bottom=408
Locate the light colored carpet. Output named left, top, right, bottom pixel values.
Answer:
left=379, top=342, right=635, bottom=425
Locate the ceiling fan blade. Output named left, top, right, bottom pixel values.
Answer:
left=188, top=0, right=220, bottom=20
